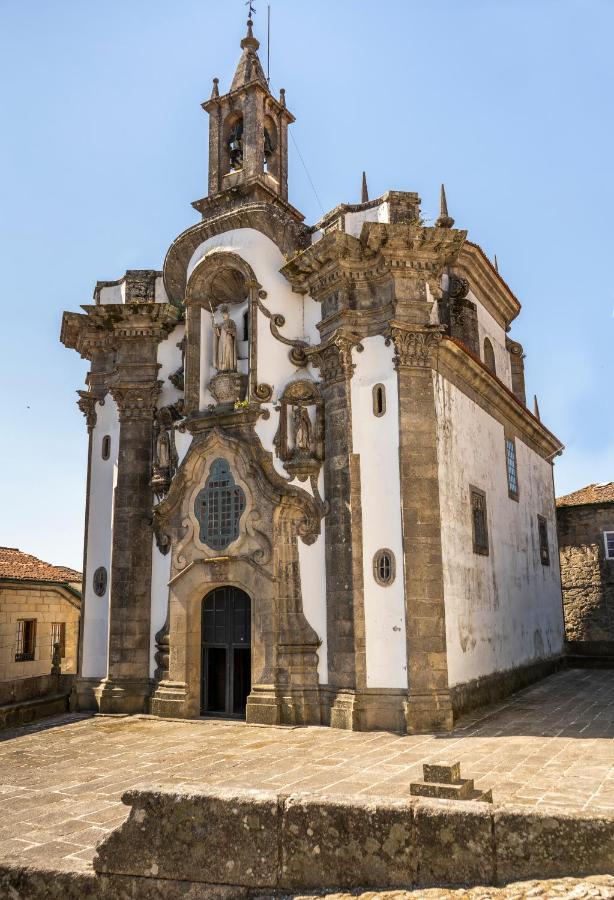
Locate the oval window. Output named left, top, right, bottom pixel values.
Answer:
left=373, top=549, right=395, bottom=586
left=93, top=567, right=107, bottom=597
left=372, top=383, right=386, bottom=418
left=101, top=435, right=111, bottom=460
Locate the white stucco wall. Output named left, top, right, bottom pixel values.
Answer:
left=434, top=373, right=564, bottom=688
left=81, top=395, right=119, bottom=678
left=149, top=540, right=172, bottom=678
left=351, top=337, right=407, bottom=689
left=470, top=291, right=512, bottom=389
left=157, top=321, right=185, bottom=409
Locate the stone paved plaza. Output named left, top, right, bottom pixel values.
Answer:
left=0, top=669, right=612, bottom=877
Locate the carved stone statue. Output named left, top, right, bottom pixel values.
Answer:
left=214, top=306, right=237, bottom=373
left=151, top=402, right=183, bottom=500
left=292, top=405, right=312, bottom=457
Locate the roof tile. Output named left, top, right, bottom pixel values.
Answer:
left=0, top=547, right=81, bottom=585
left=556, top=482, right=614, bottom=508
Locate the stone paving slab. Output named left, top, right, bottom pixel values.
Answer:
left=0, top=669, right=612, bottom=877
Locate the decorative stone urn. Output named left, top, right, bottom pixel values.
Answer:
left=209, top=372, right=248, bottom=407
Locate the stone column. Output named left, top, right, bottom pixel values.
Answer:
left=310, top=335, right=367, bottom=728
left=390, top=324, right=453, bottom=733
left=96, top=306, right=178, bottom=714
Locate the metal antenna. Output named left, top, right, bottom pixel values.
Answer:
left=267, top=5, right=271, bottom=85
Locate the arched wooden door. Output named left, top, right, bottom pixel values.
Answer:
left=201, top=586, right=251, bottom=717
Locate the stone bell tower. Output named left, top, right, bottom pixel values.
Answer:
left=196, top=18, right=295, bottom=215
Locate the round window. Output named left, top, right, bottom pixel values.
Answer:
left=373, top=549, right=395, bottom=586
left=93, top=566, right=107, bottom=597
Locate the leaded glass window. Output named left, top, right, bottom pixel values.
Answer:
left=196, top=458, right=246, bottom=551
left=470, top=486, right=489, bottom=555
left=506, top=437, right=519, bottom=499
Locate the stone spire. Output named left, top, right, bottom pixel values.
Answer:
left=361, top=171, right=369, bottom=204
left=231, top=19, right=268, bottom=92
left=533, top=394, right=541, bottom=421
left=211, top=77, right=219, bottom=99
left=494, top=254, right=499, bottom=273
left=435, top=183, right=455, bottom=229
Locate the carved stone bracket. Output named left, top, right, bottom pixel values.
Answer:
left=110, top=381, right=163, bottom=422
left=256, top=289, right=309, bottom=367
left=274, top=380, right=324, bottom=482
left=386, top=325, right=444, bottom=369
left=307, top=333, right=364, bottom=385
left=77, top=391, right=103, bottom=432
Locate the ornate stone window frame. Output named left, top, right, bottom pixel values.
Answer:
left=373, top=548, right=396, bottom=586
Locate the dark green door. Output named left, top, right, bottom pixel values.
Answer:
left=201, top=587, right=251, bottom=717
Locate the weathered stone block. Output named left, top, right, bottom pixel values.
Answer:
left=280, top=793, right=416, bottom=890
left=494, top=807, right=614, bottom=883
left=414, top=800, right=494, bottom=886
left=423, top=762, right=461, bottom=784
left=94, top=787, right=280, bottom=888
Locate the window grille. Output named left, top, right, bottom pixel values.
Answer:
left=93, top=567, right=107, bottom=597
left=372, top=384, right=386, bottom=418
left=505, top=437, right=519, bottom=499
left=538, top=516, right=550, bottom=566
left=373, top=549, right=395, bottom=586
left=470, top=486, right=489, bottom=555
left=195, top=458, right=246, bottom=551
left=101, top=435, right=111, bottom=460
left=605, top=532, right=614, bottom=560
left=15, top=619, right=36, bottom=662
left=51, top=623, right=66, bottom=658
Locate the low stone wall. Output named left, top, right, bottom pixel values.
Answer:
left=91, top=786, right=614, bottom=893
left=0, top=673, right=75, bottom=729
left=450, top=655, right=564, bottom=717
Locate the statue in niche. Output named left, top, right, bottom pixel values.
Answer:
left=292, top=405, right=312, bottom=458
left=214, top=305, right=237, bottom=373
left=151, top=401, right=184, bottom=500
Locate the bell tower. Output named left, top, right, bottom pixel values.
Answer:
left=196, top=18, right=295, bottom=215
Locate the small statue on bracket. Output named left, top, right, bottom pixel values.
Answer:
left=275, top=380, right=324, bottom=482
left=292, top=404, right=313, bottom=458
left=151, top=401, right=184, bottom=501
left=214, top=306, right=238, bottom=373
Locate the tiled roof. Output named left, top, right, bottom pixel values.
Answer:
left=556, top=482, right=614, bottom=508
left=0, top=547, right=81, bottom=585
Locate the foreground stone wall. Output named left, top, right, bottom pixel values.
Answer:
left=93, top=786, right=614, bottom=893
left=557, top=503, right=614, bottom=655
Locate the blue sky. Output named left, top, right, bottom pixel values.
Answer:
left=0, top=0, right=612, bottom=570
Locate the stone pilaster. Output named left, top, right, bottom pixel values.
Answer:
left=309, top=335, right=367, bottom=728
left=389, top=323, right=453, bottom=733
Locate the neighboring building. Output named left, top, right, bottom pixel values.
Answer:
left=60, top=17, right=565, bottom=732
left=0, top=548, right=81, bottom=681
left=557, top=482, right=614, bottom=660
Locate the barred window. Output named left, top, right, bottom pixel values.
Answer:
left=15, top=619, right=36, bottom=662
left=373, top=549, right=395, bottom=586
left=470, top=486, right=489, bottom=555
left=93, top=567, right=107, bottom=597
left=538, top=516, right=550, bottom=566
left=51, top=623, right=66, bottom=658
left=605, top=532, right=614, bottom=561
left=195, top=458, right=246, bottom=551
left=505, top=437, right=519, bottom=499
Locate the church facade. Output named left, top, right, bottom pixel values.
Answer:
left=61, top=19, right=565, bottom=733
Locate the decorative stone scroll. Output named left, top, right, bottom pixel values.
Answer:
left=274, top=380, right=324, bottom=481
left=256, top=289, right=309, bottom=367
left=386, top=325, right=443, bottom=369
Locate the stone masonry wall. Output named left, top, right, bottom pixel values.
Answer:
left=557, top=503, right=614, bottom=651
left=0, top=585, right=79, bottom=681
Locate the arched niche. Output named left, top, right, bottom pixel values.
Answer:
left=184, top=251, right=272, bottom=412
left=483, top=337, right=497, bottom=375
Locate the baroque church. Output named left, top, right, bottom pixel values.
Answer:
left=61, top=18, right=565, bottom=733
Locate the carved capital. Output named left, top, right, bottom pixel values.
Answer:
left=110, top=381, right=162, bottom=422
left=387, top=325, right=443, bottom=369
left=77, top=390, right=101, bottom=432
left=308, top=334, right=363, bottom=385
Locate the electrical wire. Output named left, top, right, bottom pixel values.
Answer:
left=289, top=130, right=325, bottom=216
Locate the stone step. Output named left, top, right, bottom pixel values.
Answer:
left=410, top=777, right=475, bottom=800
left=423, top=762, right=461, bottom=784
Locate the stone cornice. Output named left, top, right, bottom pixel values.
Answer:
left=61, top=304, right=180, bottom=360
left=202, top=79, right=295, bottom=123
left=454, top=242, right=521, bottom=329
left=163, top=201, right=309, bottom=305
left=438, top=337, right=563, bottom=460
left=281, top=223, right=467, bottom=301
